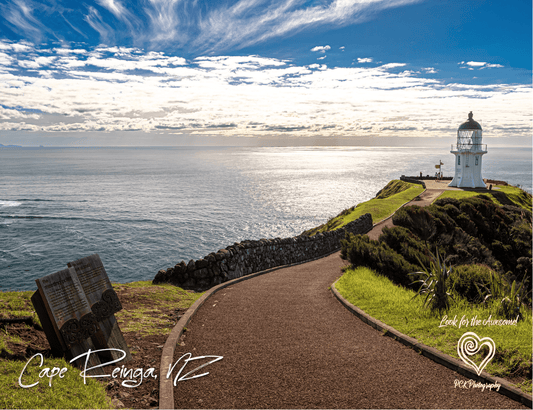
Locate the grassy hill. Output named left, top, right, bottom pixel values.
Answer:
left=302, top=180, right=424, bottom=236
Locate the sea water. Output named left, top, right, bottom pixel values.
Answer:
left=1, top=146, right=531, bottom=290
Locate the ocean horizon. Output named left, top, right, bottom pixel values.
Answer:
left=1, top=145, right=531, bottom=291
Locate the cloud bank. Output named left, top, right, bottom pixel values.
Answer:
left=0, top=41, right=531, bottom=143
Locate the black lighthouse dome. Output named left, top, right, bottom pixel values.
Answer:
left=458, top=111, right=482, bottom=130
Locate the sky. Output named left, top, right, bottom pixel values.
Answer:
left=0, top=0, right=531, bottom=147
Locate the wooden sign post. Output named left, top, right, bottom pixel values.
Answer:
left=32, top=254, right=131, bottom=371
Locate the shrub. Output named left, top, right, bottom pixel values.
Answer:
left=378, top=226, right=431, bottom=268
left=450, top=264, right=498, bottom=303
left=341, top=191, right=532, bottom=306
left=392, top=206, right=436, bottom=243
left=341, top=232, right=377, bottom=266
left=341, top=233, right=418, bottom=287
left=424, top=205, right=457, bottom=239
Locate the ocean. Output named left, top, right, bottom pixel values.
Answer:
left=1, top=146, right=531, bottom=291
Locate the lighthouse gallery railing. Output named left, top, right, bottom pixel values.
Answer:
left=451, top=144, right=487, bottom=152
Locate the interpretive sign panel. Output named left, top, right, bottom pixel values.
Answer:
left=67, top=254, right=132, bottom=362
left=34, top=268, right=102, bottom=371
left=32, top=254, right=131, bottom=369
left=35, top=268, right=98, bottom=350
left=67, top=254, right=121, bottom=322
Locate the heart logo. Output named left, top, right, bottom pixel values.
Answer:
left=457, top=332, right=496, bottom=376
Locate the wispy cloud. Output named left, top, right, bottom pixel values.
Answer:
left=2, top=0, right=46, bottom=42
left=191, top=0, right=423, bottom=53
left=85, top=6, right=116, bottom=44
left=97, top=0, right=127, bottom=19
left=0, top=0, right=424, bottom=54
left=483, top=63, right=504, bottom=69
left=144, top=0, right=192, bottom=46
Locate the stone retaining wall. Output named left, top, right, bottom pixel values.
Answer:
left=153, top=213, right=373, bottom=289
left=399, top=176, right=427, bottom=188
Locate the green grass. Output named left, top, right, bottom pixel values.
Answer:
left=438, top=185, right=532, bottom=210
left=336, top=267, right=532, bottom=393
left=0, top=290, right=40, bottom=325
left=304, top=180, right=424, bottom=236
left=0, top=290, right=42, bottom=354
left=1, top=357, right=113, bottom=409
left=0, top=280, right=203, bottom=408
left=113, top=281, right=204, bottom=336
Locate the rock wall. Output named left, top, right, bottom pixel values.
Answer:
left=153, top=213, right=373, bottom=290
left=399, top=176, right=427, bottom=188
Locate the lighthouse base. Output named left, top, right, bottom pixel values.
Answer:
left=448, top=177, right=486, bottom=189
left=450, top=150, right=486, bottom=189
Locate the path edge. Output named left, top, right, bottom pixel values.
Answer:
left=158, top=249, right=340, bottom=409
left=330, top=279, right=532, bottom=408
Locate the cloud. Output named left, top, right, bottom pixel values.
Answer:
left=0, top=40, right=33, bottom=53
left=2, top=0, right=46, bottom=41
left=379, top=63, right=406, bottom=69
left=484, top=63, right=504, bottom=69
left=466, top=61, right=486, bottom=67
left=85, top=6, right=115, bottom=44
left=462, top=61, right=504, bottom=70
left=0, top=52, right=16, bottom=68
left=0, top=0, right=426, bottom=54
left=311, top=45, right=331, bottom=53
left=144, top=0, right=191, bottom=46
left=192, top=0, right=424, bottom=53
left=97, top=0, right=127, bottom=19
left=357, top=58, right=373, bottom=63
left=94, top=0, right=142, bottom=41
left=0, top=42, right=530, bottom=142
left=54, top=48, right=89, bottom=55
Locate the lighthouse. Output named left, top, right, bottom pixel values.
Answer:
left=449, top=112, right=487, bottom=188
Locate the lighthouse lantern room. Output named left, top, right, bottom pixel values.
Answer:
left=449, top=112, right=487, bottom=188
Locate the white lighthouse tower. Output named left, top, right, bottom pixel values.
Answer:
left=449, top=112, right=487, bottom=188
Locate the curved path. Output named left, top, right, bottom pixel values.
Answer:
left=367, top=184, right=445, bottom=240
left=171, top=250, right=525, bottom=409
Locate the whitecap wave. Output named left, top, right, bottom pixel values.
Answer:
left=0, top=200, right=22, bottom=208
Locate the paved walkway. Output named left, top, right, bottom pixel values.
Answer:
left=170, top=180, right=524, bottom=408
left=172, top=255, right=524, bottom=408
